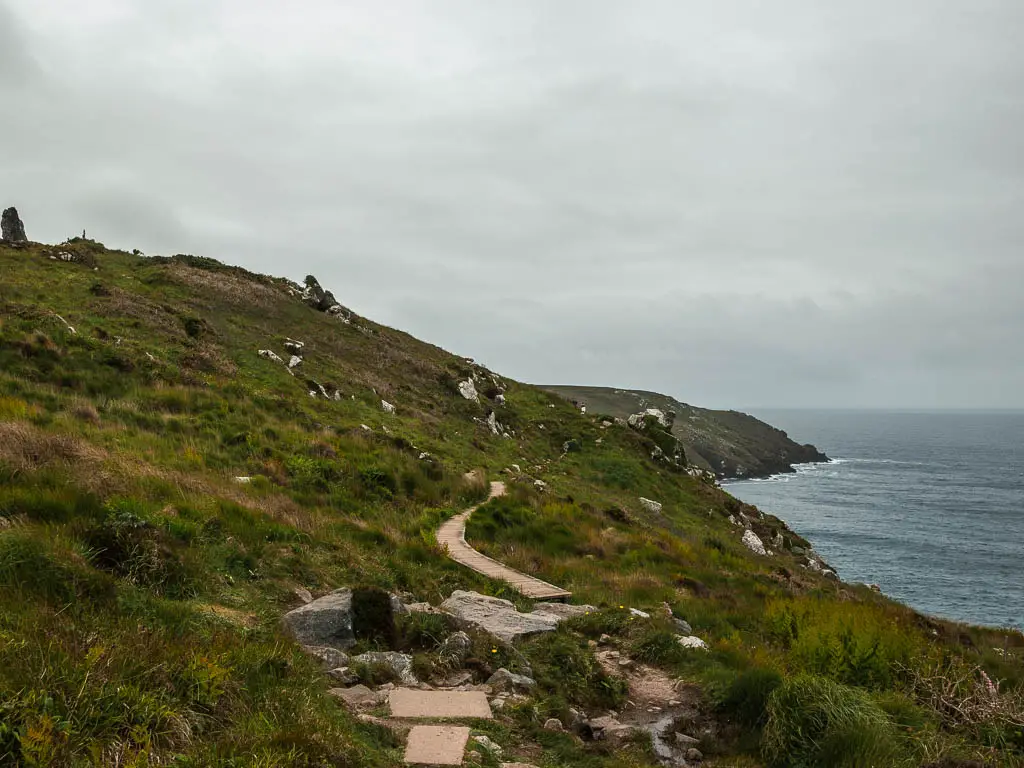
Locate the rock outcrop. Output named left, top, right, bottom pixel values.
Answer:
left=741, top=529, right=768, bottom=556
left=302, top=275, right=338, bottom=312
left=350, top=650, right=418, bottom=685
left=1, top=207, right=27, bottom=242
left=439, top=591, right=565, bottom=643
left=458, top=378, right=479, bottom=402
left=543, top=385, right=831, bottom=479
left=639, top=497, right=663, bottom=514
left=282, top=588, right=356, bottom=649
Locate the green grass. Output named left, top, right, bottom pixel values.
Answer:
left=0, top=241, right=1022, bottom=767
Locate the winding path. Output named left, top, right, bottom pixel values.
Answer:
left=437, top=481, right=571, bottom=601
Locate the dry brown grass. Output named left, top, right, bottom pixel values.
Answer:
left=167, top=263, right=286, bottom=310
left=69, top=401, right=101, bottom=424
left=0, top=421, right=107, bottom=473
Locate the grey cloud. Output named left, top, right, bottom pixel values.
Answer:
left=2, top=0, right=1022, bottom=409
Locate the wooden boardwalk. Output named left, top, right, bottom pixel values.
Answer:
left=437, top=481, right=571, bottom=601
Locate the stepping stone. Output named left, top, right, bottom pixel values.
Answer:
left=390, top=688, right=493, bottom=719
left=329, top=684, right=385, bottom=710
left=404, top=725, right=470, bottom=766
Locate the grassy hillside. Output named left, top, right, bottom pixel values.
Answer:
left=543, top=385, right=829, bottom=479
left=0, top=238, right=1021, bottom=767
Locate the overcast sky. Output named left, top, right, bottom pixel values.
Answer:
left=3, top=1, right=1023, bottom=409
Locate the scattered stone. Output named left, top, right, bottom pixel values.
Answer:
left=351, top=651, right=418, bottom=686
left=389, top=688, right=492, bottom=719
left=598, top=634, right=613, bottom=645
left=742, top=529, right=768, bottom=556
left=674, top=733, right=699, bottom=746
left=406, top=602, right=435, bottom=614
left=404, top=724, right=470, bottom=766
left=676, top=635, right=708, bottom=650
left=258, top=348, right=283, bottom=363
left=495, top=393, right=506, bottom=405
left=486, top=668, right=536, bottom=693
left=234, top=476, right=252, bottom=484
left=327, top=666, right=360, bottom=685
left=543, top=718, right=564, bottom=732
left=685, top=747, right=704, bottom=762
left=329, top=684, right=384, bottom=710
left=638, top=497, right=663, bottom=514
left=531, top=602, right=597, bottom=620
left=486, top=411, right=501, bottom=435
left=1, top=207, right=27, bottom=242
left=604, top=724, right=642, bottom=745
left=533, top=479, right=548, bottom=492
left=381, top=400, right=396, bottom=414
left=439, top=631, right=473, bottom=666
left=288, top=355, right=302, bottom=369
left=672, top=617, right=693, bottom=635
left=283, top=589, right=355, bottom=649
left=326, top=303, right=354, bottom=323
left=284, top=338, right=304, bottom=354
left=294, top=586, right=314, bottom=604
left=302, top=645, right=350, bottom=669
left=458, top=379, right=479, bottom=402
left=439, top=591, right=560, bottom=643
left=472, top=735, right=502, bottom=755
left=629, top=608, right=650, bottom=619
left=439, top=670, right=474, bottom=688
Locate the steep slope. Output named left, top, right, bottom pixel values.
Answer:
left=543, top=385, right=829, bottom=479
left=0, top=238, right=1021, bottom=768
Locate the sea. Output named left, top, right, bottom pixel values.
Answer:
left=722, top=410, right=1024, bottom=632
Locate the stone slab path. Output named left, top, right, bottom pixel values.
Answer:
left=392, top=687, right=493, bottom=765
left=437, top=481, right=571, bottom=601
left=390, top=689, right=493, bottom=720
left=403, top=725, right=471, bottom=766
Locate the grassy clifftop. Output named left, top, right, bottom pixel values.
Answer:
left=542, top=385, right=829, bottom=479
left=0, top=239, right=1021, bottom=767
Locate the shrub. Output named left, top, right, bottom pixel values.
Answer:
left=762, top=675, right=905, bottom=767
left=632, top=629, right=687, bottom=666
left=525, top=631, right=628, bottom=711
left=399, top=612, right=454, bottom=652
left=351, top=586, right=397, bottom=647
left=718, top=666, right=783, bottom=728
left=83, top=504, right=197, bottom=599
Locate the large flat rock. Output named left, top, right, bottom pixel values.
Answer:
left=404, top=725, right=470, bottom=766
left=439, top=590, right=560, bottom=643
left=390, top=688, right=492, bottom=720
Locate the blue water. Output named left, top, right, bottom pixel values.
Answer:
left=723, top=410, right=1024, bottom=631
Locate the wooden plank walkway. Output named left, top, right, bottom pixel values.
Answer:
left=437, top=481, right=571, bottom=601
